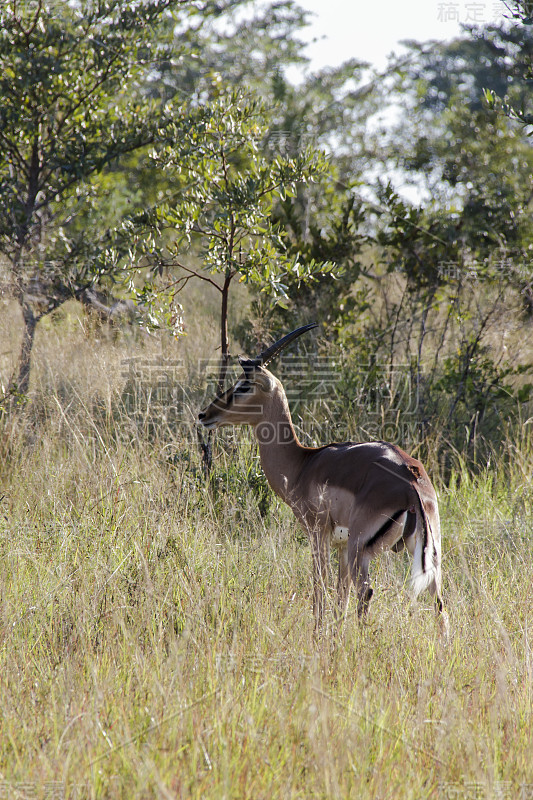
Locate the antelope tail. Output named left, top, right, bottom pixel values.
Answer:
left=410, top=486, right=442, bottom=600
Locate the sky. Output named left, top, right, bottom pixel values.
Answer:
left=297, top=0, right=508, bottom=71
left=290, top=0, right=511, bottom=201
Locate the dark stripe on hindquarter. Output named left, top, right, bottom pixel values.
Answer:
left=418, top=498, right=429, bottom=574
left=365, top=509, right=407, bottom=551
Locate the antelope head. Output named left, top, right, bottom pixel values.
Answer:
left=198, top=323, right=318, bottom=430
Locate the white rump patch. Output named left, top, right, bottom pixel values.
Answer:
left=332, top=525, right=349, bottom=546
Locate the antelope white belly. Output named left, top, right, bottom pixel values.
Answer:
left=331, top=525, right=349, bottom=546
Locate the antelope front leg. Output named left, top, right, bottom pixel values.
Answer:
left=348, top=546, right=373, bottom=618
left=311, top=534, right=330, bottom=632
left=335, top=545, right=351, bottom=622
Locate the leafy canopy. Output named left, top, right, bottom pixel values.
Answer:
left=0, top=0, right=187, bottom=266
left=124, top=89, right=336, bottom=326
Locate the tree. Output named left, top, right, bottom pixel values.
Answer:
left=0, top=0, right=195, bottom=401
left=255, top=21, right=533, bottom=460
left=111, top=88, right=335, bottom=470
left=125, top=89, right=335, bottom=393
left=143, top=0, right=382, bottom=190
left=353, top=25, right=533, bottom=454
left=385, top=26, right=533, bottom=193
left=381, top=26, right=533, bottom=310
left=484, top=1, right=533, bottom=127
left=146, top=0, right=312, bottom=105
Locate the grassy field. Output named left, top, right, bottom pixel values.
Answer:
left=1, top=306, right=532, bottom=799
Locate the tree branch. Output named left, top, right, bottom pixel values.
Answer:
left=160, top=261, right=224, bottom=293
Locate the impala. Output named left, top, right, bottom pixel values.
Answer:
left=198, top=324, right=446, bottom=631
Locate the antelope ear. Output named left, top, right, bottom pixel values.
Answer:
left=251, top=370, right=274, bottom=392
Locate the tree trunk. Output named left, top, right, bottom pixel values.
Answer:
left=199, top=273, right=233, bottom=476
left=217, top=274, right=232, bottom=394
left=9, top=302, right=38, bottom=400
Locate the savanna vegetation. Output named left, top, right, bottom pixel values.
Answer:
left=1, top=1, right=532, bottom=797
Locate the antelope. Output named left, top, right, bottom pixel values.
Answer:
left=198, top=324, right=447, bottom=632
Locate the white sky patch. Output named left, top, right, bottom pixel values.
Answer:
left=297, top=0, right=508, bottom=72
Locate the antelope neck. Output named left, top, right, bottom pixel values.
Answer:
left=254, top=391, right=310, bottom=502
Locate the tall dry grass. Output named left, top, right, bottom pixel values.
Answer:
left=0, top=299, right=532, bottom=799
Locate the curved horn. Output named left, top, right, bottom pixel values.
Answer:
left=257, top=322, right=318, bottom=367
left=238, top=323, right=318, bottom=374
